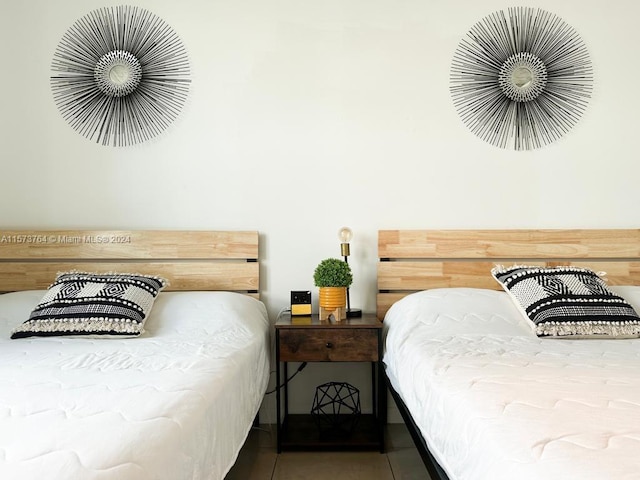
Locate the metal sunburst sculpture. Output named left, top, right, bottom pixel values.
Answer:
left=450, top=7, right=593, bottom=151
left=51, top=6, right=191, bottom=147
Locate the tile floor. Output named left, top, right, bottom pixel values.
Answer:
left=225, top=423, right=432, bottom=480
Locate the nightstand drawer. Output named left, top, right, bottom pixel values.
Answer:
left=278, top=328, right=379, bottom=362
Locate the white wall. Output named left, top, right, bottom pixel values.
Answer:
left=2, top=0, right=639, bottom=422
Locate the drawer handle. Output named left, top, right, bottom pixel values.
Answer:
left=325, top=342, right=333, bottom=349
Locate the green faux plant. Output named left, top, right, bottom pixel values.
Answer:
left=313, top=258, right=353, bottom=287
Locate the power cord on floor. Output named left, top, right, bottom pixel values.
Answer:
left=264, top=362, right=307, bottom=394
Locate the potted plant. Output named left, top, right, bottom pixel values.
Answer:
left=313, top=258, right=353, bottom=321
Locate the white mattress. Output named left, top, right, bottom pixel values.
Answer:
left=383, top=287, right=640, bottom=480
left=0, top=290, right=270, bottom=480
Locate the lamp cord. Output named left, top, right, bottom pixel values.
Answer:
left=265, top=362, right=307, bottom=395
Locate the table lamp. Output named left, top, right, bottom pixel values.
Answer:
left=339, top=227, right=362, bottom=318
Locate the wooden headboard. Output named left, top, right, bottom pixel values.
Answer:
left=377, top=229, right=640, bottom=319
left=0, top=230, right=259, bottom=297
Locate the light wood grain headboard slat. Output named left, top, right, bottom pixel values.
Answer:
left=379, top=229, right=640, bottom=259
left=0, top=231, right=258, bottom=260
left=377, top=229, right=640, bottom=319
left=0, top=230, right=260, bottom=295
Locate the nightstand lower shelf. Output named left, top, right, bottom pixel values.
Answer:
left=280, top=414, right=381, bottom=451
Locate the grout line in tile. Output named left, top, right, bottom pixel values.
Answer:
left=270, top=454, right=277, bottom=480
left=386, top=452, right=397, bottom=480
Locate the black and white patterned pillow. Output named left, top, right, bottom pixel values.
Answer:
left=491, top=265, right=640, bottom=338
left=11, top=272, right=168, bottom=339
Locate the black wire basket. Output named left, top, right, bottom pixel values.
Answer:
left=310, top=382, right=361, bottom=436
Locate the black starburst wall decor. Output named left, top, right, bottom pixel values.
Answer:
left=450, top=7, right=593, bottom=151
left=50, top=6, right=191, bottom=147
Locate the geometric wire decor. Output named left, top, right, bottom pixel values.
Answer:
left=311, top=382, right=361, bottom=435
left=450, top=7, right=593, bottom=151
left=50, top=6, right=191, bottom=147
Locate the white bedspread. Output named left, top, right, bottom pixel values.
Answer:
left=0, top=290, right=270, bottom=480
left=384, top=287, right=640, bottom=480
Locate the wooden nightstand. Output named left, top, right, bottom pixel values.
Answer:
left=275, top=313, right=385, bottom=453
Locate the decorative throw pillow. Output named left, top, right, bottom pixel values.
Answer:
left=491, top=265, right=640, bottom=338
left=11, top=272, right=168, bottom=339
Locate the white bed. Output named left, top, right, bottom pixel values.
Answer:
left=377, top=229, right=640, bottom=480
left=0, top=230, right=268, bottom=480
left=0, top=290, right=269, bottom=480
left=384, top=286, right=640, bottom=480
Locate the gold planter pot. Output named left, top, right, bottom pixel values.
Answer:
left=318, top=286, right=347, bottom=321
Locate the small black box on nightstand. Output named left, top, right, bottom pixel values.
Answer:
left=290, top=290, right=312, bottom=316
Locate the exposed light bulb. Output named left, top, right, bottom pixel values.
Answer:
left=338, top=227, right=353, bottom=244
